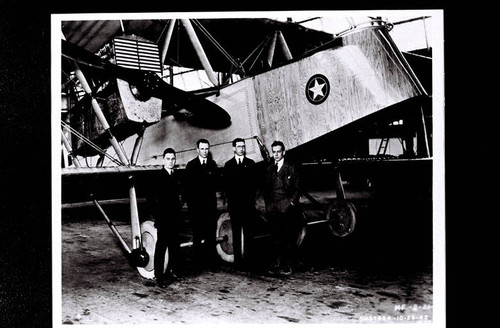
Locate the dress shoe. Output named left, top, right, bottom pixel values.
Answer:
left=166, top=270, right=181, bottom=281
left=267, top=264, right=280, bottom=276
left=156, top=279, right=169, bottom=288
left=278, top=266, right=292, bottom=277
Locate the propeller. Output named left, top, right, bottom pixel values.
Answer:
left=62, top=40, right=231, bottom=129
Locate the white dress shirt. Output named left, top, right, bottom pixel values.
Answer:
left=235, top=155, right=244, bottom=164
left=275, top=158, right=284, bottom=172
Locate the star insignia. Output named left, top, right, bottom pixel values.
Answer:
left=305, top=74, right=330, bottom=105
left=309, top=79, right=326, bottom=100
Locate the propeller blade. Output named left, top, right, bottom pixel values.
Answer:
left=105, top=64, right=231, bottom=128
left=62, top=40, right=231, bottom=129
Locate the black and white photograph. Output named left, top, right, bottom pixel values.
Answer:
left=53, top=10, right=445, bottom=327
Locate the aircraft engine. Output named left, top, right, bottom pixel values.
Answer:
left=68, top=35, right=164, bottom=157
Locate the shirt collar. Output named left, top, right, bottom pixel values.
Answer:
left=235, top=154, right=244, bottom=162
left=198, top=156, right=207, bottom=164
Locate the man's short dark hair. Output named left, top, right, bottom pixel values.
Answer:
left=271, top=140, right=285, bottom=151
left=232, top=137, right=245, bottom=147
left=163, top=148, right=176, bottom=157
left=196, top=138, right=210, bottom=148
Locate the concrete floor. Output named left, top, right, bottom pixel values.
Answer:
left=58, top=189, right=435, bottom=325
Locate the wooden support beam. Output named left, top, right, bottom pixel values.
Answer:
left=180, top=19, right=218, bottom=87
left=160, top=19, right=176, bottom=65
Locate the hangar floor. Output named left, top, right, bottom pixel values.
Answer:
left=59, top=188, right=435, bottom=325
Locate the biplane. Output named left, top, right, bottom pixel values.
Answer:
left=58, top=14, right=433, bottom=279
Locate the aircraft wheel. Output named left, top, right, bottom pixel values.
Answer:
left=326, top=200, right=356, bottom=237
left=216, top=212, right=244, bottom=263
left=136, top=220, right=168, bottom=280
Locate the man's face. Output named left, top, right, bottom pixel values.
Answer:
left=197, top=142, right=210, bottom=158
left=233, top=141, right=246, bottom=157
left=272, top=145, right=285, bottom=162
left=163, top=153, right=176, bottom=170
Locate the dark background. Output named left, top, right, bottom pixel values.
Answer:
left=0, top=2, right=452, bottom=327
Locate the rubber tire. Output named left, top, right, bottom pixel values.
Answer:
left=215, top=212, right=245, bottom=263
left=136, top=220, right=169, bottom=280
left=326, top=200, right=356, bottom=237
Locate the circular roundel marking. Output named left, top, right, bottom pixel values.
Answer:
left=305, top=74, right=330, bottom=105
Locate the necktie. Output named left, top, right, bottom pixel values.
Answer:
left=238, top=158, right=242, bottom=165
left=274, top=162, right=279, bottom=172
left=202, top=160, right=206, bottom=166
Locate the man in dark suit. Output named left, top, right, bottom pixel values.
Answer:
left=223, top=138, right=258, bottom=270
left=262, top=140, right=302, bottom=277
left=153, top=148, right=183, bottom=288
left=185, top=139, right=220, bottom=272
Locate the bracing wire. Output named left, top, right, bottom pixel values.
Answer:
left=61, top=120, right=123, bottom=166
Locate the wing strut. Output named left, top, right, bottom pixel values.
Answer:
left=192, top=19, right=246, bottom=76
left=61, top=129, right=81, bottom=167
left=266, top=30, right=293, bottom=68
left=419, top=105, right=430, bottom=157
left=72, top=64, right=130, bottom=165
left=160, top=19, right=176, bottom=65
left=276, top=30, right=293, bottom=60
left=180, top=19, right=219, bottom=87
left=266, top=31, right=277, bottom=67
left=62, top=28, right=129, bottom=165
left=131, top=128, right=145, bottom=166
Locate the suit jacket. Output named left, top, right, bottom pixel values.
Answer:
left=185, top=156, right=219, bottom=206
left=263, top=158, right=300, bottom=213
left=152, top=168, right=182, bottom=229
left=223, top=156, right=257, bottom=210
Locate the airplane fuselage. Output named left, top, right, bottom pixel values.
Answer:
left=119, top=26, right=423, bottom=167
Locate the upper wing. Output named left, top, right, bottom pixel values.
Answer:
left=61, top=18, right=334, bottom=76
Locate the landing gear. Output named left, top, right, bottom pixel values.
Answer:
left=136, top=220, right=168, bottom=280
left=328, top=163, right=356, bottom=238
left=130, top=248, right=150, bottom=268
left=326, top=199, right=356, bottom=237
left=215, top=212, right=240, bottom=263
left=215, top=211, right=308, bottom=264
